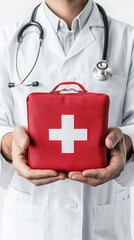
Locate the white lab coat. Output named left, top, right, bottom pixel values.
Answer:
left=0, top=1, right=134, bottom=240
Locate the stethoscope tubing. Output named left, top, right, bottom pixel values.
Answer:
left=8, top=2, right=112, bottom=88
left=96, top=4, right=108, bottom=61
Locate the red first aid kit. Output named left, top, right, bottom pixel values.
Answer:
left=27, top=82, right=110, bottom=171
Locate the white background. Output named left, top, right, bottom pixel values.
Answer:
left=0, top=0, right=134, bottom=236
left=0, top=0, right=134, bottom=28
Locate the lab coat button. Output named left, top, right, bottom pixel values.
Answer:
left=68, top=200, right=78, bottom=209
left=60, top=21, right=64, bottom=28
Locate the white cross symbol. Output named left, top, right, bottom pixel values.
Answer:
left=49, top=115, right=88, bottom=153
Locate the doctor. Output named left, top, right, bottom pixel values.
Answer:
left=0, top=0, right=134, bottom=239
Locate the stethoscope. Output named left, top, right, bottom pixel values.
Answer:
left=8, top=3, right=113, bottom=88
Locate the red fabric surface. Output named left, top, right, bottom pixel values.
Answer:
left=27, top=90, right=109, bottom=171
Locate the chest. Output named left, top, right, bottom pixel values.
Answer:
left=9, top=29, right=128, bottom=127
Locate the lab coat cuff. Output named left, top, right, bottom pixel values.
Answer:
left=114, top=126, right=134, bottom=187
left=0, top=127, right=14, bottom=152
left=119, top=125, right=134, bottom=152
left=0, top=127, right=14, bottom=164
left=115, top=162, right=134, bottom=187
left=0, top=154, right=15, bottom=189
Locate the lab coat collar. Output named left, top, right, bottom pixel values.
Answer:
left=36, top=1, right=104, bottom=59
left=88, top=2, right=104, bottom=27
left=66, top=2, right=104, bottom=59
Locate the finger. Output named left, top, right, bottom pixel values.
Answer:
left=83, top=168, right=113, bottom=182
left=12, top=126, right=30, bottom=150
left=83, top=168, right=107, bottom=179
left=31, top=173, right=66, bottom=186
left=12, top=149, right=59, bottom=180
left=16, top=163, right=59, bottom=180
left=68, top=171, right=102, bottom=186
left=70, top=169, right=110, bottom=184
left=68, top=172, right=87, bottom=183
left=68, top=171, right=82, bottom=179
left=83, top=164, right=120, bottom=181
left=70, top=173, right=86, bottom=182
left=106, top=152, right=125, bottom=176
left=70, top=173, right=107, bottom=186
left=83, top=154, right=124, bottom=181
left=105, top=128, right=123, bottom=149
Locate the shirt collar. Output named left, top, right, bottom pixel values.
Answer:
left=43, top=0, right=93, bottom=32
left=76, top=0, right=93, bottom=30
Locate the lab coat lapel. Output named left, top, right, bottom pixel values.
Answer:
left=67, top=2, right=104, bottom=59
left=36, top=2, right=104, bottom=59
left=44, top=23, right=66, bottom=59
left=66, top=24, right=95, bottom=59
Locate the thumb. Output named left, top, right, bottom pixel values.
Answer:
left=105, top=128, right=123, bottom=150
left=12, top=126, right=30, bottom=150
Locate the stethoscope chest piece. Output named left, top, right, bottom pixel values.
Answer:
left=92, top=60, right=113, bottom=81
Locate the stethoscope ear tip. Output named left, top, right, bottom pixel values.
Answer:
left=92, top=60, right=113, bottom=81
left=31, top=81, right=39, bottom=87
left=8, top=82, right=15, bottom=88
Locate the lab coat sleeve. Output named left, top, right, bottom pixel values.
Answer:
left=119, top=45, right=134, bottom=156
left=116, top=44, right=134, bottom=187
left=0, top=36, right=15, bottom=189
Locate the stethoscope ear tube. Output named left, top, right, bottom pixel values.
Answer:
left=17, top=21, right=44, bottom=43
left=9, top=3, right=43, bottom=88
left=14, top=38, right=42, bottom=87
left=17, top=3, right=43, bottom=43
left=30, top=3, right=42, bottom=22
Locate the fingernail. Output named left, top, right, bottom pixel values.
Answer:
left=109, top=139, right=114, bottom=148
left=71, top=175, right=76, bottom=180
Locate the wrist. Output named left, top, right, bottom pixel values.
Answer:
left=1, top=132, right=13, bottom=162
left=124, top=134, right=133, bottom=161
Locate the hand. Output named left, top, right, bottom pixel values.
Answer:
left=11, top=126, right=66, bottom=186
left=68, top=128, right=132, bottom=186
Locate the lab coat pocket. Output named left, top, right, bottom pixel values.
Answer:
left=94, top=198, right=131, bottom=240
left=90, top=74, right=125, bottom=94
left=1, top=194, right=45, bottom=240
left=90, top=74, right=125, bottom=126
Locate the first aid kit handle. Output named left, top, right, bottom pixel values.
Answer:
left=52, top=82, right=87, bottom=93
